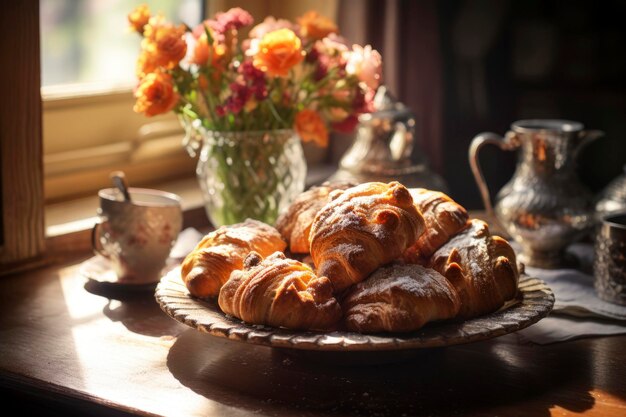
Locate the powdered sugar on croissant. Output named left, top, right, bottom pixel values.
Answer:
left=309, top=182, right=426, bottom=293
left=181, top=219, right=286, bottom=298
left=343, top=263, right=461, bottom=333
left=427, top=219, right=519, bottom=318
left=404, top=188, right=469, bottom=264
left=275, top=181, right=355, bottom=254
left=218, top=251, right=342, bottom=330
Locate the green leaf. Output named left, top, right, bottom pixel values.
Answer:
left=204, top=24, right=213, bottom=45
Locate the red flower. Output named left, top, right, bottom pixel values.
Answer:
left=332, top=115, right=359, bottom=133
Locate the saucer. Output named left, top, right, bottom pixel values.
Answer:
left=79, top=255, right=177, bottom=289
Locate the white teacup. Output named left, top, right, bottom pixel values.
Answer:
left=92, top=188, right=183, bottom=284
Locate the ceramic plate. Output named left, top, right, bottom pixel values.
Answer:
left=155, top=267, right=554, bottom=351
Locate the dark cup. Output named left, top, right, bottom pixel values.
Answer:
left=594, top=212, right=626, bottom=305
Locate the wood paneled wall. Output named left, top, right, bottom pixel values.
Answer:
left=0, top=1, right=45, bottom=270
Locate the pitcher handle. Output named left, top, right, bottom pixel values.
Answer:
left=469, top=131, right=520, bottom=232
left=574, top=129, right=604, bottom=159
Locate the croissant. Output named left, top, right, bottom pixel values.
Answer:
left=275, top=181, right=355, bottom=254
left=342, top=263, right=461, bottom=333
left=427, top=219, right=519, bottom=318
left=309, top=181, right=425, bottom=293
left=181, top=219, right=286, bottom=298
left=218, top=251, right=342, bottom=330
left=404, top=188, right=469, bottom=264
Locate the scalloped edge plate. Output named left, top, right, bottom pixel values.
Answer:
left=156, top=267, right=554, bottom=351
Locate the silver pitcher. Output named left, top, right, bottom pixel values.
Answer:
left=469, top=119, right=603, bottom=268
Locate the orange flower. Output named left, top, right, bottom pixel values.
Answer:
left=135, top=50, right=159, bottom=78
left=142, top=14, right=165, bottom=39
left=297, top=11, right=338, bottom=40
left=143, top=19, right=187, bottom=69
left=295, top=109, right=328, bottom=147
left=198, top=73, right=209, bottom=90
left=253, top=28, right=304, bottom=77
left=191, top=33, right=227, bottom=66
left=128, top=4, right=151, bottom=34
left=133, top=72, right=179, bottom=117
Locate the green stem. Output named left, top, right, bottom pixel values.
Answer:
left=201, top=131, right=297, bottom=225
left=267, top=99, right=287, bottom=128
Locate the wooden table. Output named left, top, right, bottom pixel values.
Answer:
left=1, top=256, right=625, bottom=417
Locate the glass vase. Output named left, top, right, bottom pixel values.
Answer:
left=192, top=129, right=306, bottom=227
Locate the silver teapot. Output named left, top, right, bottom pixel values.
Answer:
left=331, top=86, right=447, bottom=191
left=470, top=119, right=603, bottom=268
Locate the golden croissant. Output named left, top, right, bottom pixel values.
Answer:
left=427, top=219, right=519, bottom=318
left=404, top=188, right=469, bottom=264
left=309, top=181, right=425, bottom=293
left=342, top=263, right=461, bottom=333
left=275, top=181, right=355, bottom=254
left=181, top=219, right=286, bottom=298
left=218, top=251, right=342, bottom=330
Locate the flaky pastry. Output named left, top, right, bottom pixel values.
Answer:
left=404, top=188, right=469, bottom=264
left=427, top=219, right=519, bottom=318
left=181, top=219, right=286, bottom=298
left=275, top=181, right=355, bottom=253
left=218, top=251, right=342, bottom=330
left=342, top=263, right=461, bottom=333
left=309, top=181, right=425, bottom=293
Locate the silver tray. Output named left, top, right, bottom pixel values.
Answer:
left=155, top=267, right=554, bottom=351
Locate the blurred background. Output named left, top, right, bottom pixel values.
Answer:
left=40, top=0, right=626, bottom=209
left=339, top=0, right=626, bottom=209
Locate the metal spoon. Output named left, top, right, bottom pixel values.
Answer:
left=110, top=171, right=132, bottom=202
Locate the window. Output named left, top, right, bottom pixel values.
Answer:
left=41, top=0, right=203, bottom=202
left=41, top=0, right=203, bottom=88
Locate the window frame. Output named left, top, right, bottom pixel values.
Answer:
left=41, top=0, right=338, bottom=203
left=0, top=0, right=45, bottom=271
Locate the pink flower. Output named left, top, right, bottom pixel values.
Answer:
left=308, top=35, right=350, bottom=81
left=314, top=35, right=348, bottom=66
left=193, top=8, right=253, bottom=42
left=213, top=7, right=253, bottom=34
left=193, top=20, right=221, bottom=41
left=345, top=44, right=382, bottom=90
left=320, top=34, right=349, bottom=54
left=249, top=16, right=295, bottom=39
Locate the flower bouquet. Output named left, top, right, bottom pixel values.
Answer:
left=128, top=5, right=382, bottom=225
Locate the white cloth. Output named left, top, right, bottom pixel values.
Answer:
left=517, top=315, right=626, bottom=345
left=516, top=243, right=626, bottom=344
